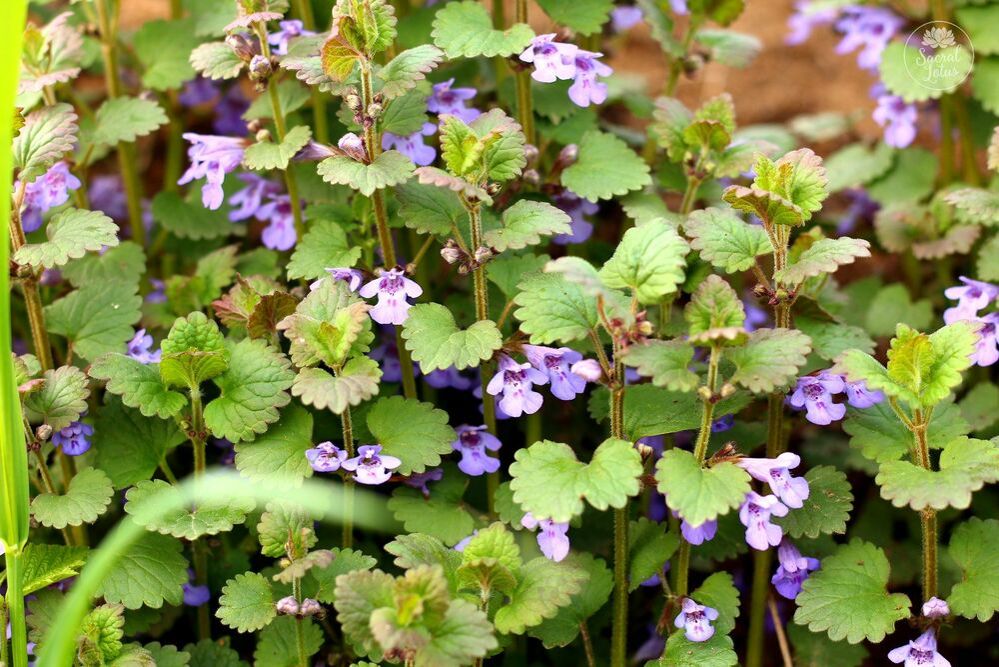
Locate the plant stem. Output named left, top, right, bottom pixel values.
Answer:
left=4, top=548, right=28, bottom=667
left=951, top=94, right=981, bottom=185
left=746, top=549, right=772, bottom=667
left=580, top=620, right=597, bottom=667
left=938, top=94, right=955, bottom=185
left=265, top=76, right=306, bottom=240
left=769, top=595, right=794, bottom=667
left=293, top=577, right=308, bottom=666
left=912, top=413, right=937, bottom=600
left=513, top=0, right=535, bottom=145
left=189, top=389, right=211, bottom=640
left=610, top=350, right=629, bottom=667
left=293, top=0, right=329, bottom=144
left=0, top=598, right=9, bottom=667
left=10, top=182, right=53, bottom=371
left=679, top=176, right=702, bottom=215
left=341, top=404, right=355, bottom=549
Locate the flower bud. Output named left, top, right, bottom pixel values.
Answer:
left=558, top=144, right=578, bottom=164
left=440, top=240, right=462, bottom=264
left=697, top=386, right=713, bottom=402
left=298, top=599, right=322, bottom=617
left=636, top=442, right=655, bottom=460
left=248, top=55, right=272, bottom=81
left=523, top=143, right=539, bottom=165
left=571, top=359, right=603, bottom=383
left=473, top=246, right=493, bottom=265
left=367, top=102, right=383, bottom=118
left=35, top=424, right=52, bottom=442
left=275, top=596, right=299, bottom=615
left=337, top=132, right=367, bottom=162
left=522, top=169, right=540, bottom=186
left=254, top=128, right=271, bottom=143
left=225, top=33, right=256, bottom=62
left=345, top=92, right=362, bottom=111
left=719, top=383, right=736, bottom=398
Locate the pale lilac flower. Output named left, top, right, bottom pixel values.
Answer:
left=182, top=570, right=210, bottom=607
left=275, top=596, right=299, bottom=615
left=737, top=452, right=809, bottom=509
left=788, top=373, right=846, bottom=425
left=837, top=188, right=879, bottom=234
left=681, top=518, right=717, bottom=545
left=229, top=173, right=281, bottom=221
left=674, top=598, right=718, bottom=642
left=214, top=85, right=250, bottom=136
left=669, top=0, right=689, bottom=14
left=568, top=50, right=612, bottom=108
left=454, top=530, right=477, bottom=551
left=338, top=132, right=367, bottom=161
left=519, top=34, right=578, bottom=83
left=88, top=174, right=127, bottom=222
left=835, top=6, right=903, bottom=71
left=611, top=6, right=644, bottom=32
left=888, top=630, right=951, bottom=667
left=424, top=366, right=474, bottom=390
left=310, top=267, right=363, bottom=292
left=428, top=79, right=480, bottom=123
left=126, top=328, right=161, bottom=364
left=382, top=122, right=437, bottom=166
left=486, top=354, right=547, bottom=418
left=521, top=512, right=570, bottom=562
left=268, top=20, right=314, bottom=55
left=552, top=190, right=598, bottom=244
left=786, top=1, right=837, bottom=46
left=341, top=444, right=401, bottom=485
left=258, top=194, right=297, bottom=251
left=943, top=276, right=998, bottom=324
left=305, top=441, right=347, bottom=473
left=739, top=492, right=789, bottom=551
left=744, top=301, right=769, bottom=331
left=18, top=161, right=81, bottom=232
left=180, top=77, right=218, bottom=107
left=359, top=268, right=423, bottom=325
left=371, top=333, right=404, bottom=382
left=404, top=468, right=442, bottom=497
left=845, top=379, right=885, bottom=408
left=874, top=94, right=918, bottom=148
left=523, top=345, right=587, bottom=400
left=452, top=425, right=501, bottom=476
left=922, top=597, right=949, bottom=619
left=147, top=278, right=167, bottom=304
left=178, top=134, right=246, bottom=210
left=634, top=625, right=666, bottom=663
left=571, top=358, right=603, bottom=383
left=970, top=313, right=998, bottom=367
left=771, top=539, right=820, bottom=600
left=52, top=421, right=93, bottom=456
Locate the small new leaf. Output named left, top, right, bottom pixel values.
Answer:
left=599, top=221, right=688, bottom=304
left=217, top=572, right=275, bottom=633
left=292, top=357, right=382, bottom=415
left=727, top=328, right=812, bottom=393
left=483, top=200, right=571, bottom=252
left=684, top=207, right=771, bottom=273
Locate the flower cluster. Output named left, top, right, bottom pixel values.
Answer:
left=359, top=268, right=423, bottom=326
left=788, top=371, right=883, bottom=425
left=487, top=347, right=597, bottom=419
left=519, top=35, right=613, bottom=108
left=521, top=512, right=570, bottom=562
left=380, top=78, right=483, bottom=166
left=943, top=277, right=998, bottom=366
left=16, top=161, right=81, bottom=232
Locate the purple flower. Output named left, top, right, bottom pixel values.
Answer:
left=611, top=6, right=644, bottom=32
left=835, top=6, right=903, bottom=71
left=568, top=50, right=612, bottom=108
left=552, top=190, right=598, bottom=244
left=681, top=518, right=717, bottom=545
left=519, top=34, right=578, bottom=83
left=88, top=174, right=127, bottom=222
left=486, top=354, right=547, bottom=418
left=786, top=1, right=837, bottom=46
left=213, top=85, right=250, bottom=136
left=873, top=94, right=918, bottom=148
left=669, top=0, right=689, bottom=14
left=711, top=414, right=734, bottom=433
left=521, top=512, right=570, bottom=562
left=452, top=425, right=501, bottom=476
left=147, top=278, right=167, bottom=304
left=341, top=444, right=401, bottom=485
left=454, top=530, right=477, bottom=551
left=571, top=358, right=603, bottom=383
left=424, top=366, right=474, bottom=390
left=788, top=373, right=846, bottom=425
left=428, top=79, right=480, bottom=123
left=523, top=345, right=587, bottom=401
left=634, top=625, right=666, bottom=663
left=371, top=333, right=404, bottom=382
left=338, top=132, right=367, bottom=161
left=943, top=276, right=998, bottom=324
left=178, top=134, right=246, bottom=210
left=673, top=598, right=718, bottom=642
left=126, top=328, right=161, bottom=364
left=837, top=188, right=880, bottom=234
left=213, top=437, right=235, bottom=466
left=739, top=492, right=789, bottom=551
left=268, top=20, right=314, bottom=56
left=888, top=630, right=951, bottom=667
left=183, top=570, right=210, bottom=607
left=257, top=194, right=298, bottom=251
left=382, top=122, right=437, bottom=166
left=17, top=161, right=81, bottom=232
left=771, top=539, right=820, bottom=600
left=229, top=173, right=281, bottom=221
left=970, top=312, right=999, bottom=367
left=52, top=421, right=93, bottom=456
left=305, top=441, right=347, bottom=473
left=922, top=597, right=950, bottom=619
left=737, top=452, right=809, bottom=509
left=311, top=267, right=364, bottom=292
left=359, top=268, right=423, bottom=325
left=180, top=76, right=219, bottom=107
left=404, top=468, right=442, bottom=497
left=845, top=379, right=885, bottom=408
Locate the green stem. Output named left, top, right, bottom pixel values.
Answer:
left=938, top=94, right=955, bottom=185
left=912, top=414, right=937, bottom=600
left=513, top=0, right=535, bottom=145
left=0, top=597, right=9, bottom=667
left=951, top=94, right=981, bottom=186
left=580, top=620, right=597, bottom=667
left=665, top=18, right=700, bottom=96
left=293, top=0, right=329, bottom=144
left=745, top=549, right=773, bottom=667
left=293, top=578, right=308, bottom=666
left=10, top=182, right=53, bottom=371
left=610, top=352, right=628, bottom=667
left=189, top=389, right=211, bottom=640
left=265, top=79, right=306, bottom=240
left=4, top=549, right=27, bottom=667
left=679, top=176, right=702, bottom=215
left=341, top=404, right=355, bottom=549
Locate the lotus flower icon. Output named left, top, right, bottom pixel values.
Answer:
left=921, top=26, right=956, bottom=49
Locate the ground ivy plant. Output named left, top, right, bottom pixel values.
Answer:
left=2, top=1, right=998, bottom=666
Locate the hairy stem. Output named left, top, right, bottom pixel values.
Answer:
left=265, top=78, right=306, bottom=239
left=293, top=578, right=308, bottom=666
left=610, top=351, right=629, bottom=667
left=679, top=176, right=702, bottom=216
left=341, top=404, right=355, bottom=549
left=913, top=413, right=937, bottom=600
left=10, top=182, right=53, bottom=371
left=513, top=0, right=535, bottom=145
left=293, top=0, right=329, bottom=144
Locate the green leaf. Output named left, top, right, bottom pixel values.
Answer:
left=530, top=554, right=612, bottom=647
left=774, top=237, right=871, bottom=285
left=13, top=103, right=77, bottom=182
left=760, top=148, right=829, bottom=221
left=277, top=279, right=372, bottom=368
left=513, top=272, right=598, bottom=345
left=432, top=0, right=534, bottom=58
left=863, top=284, right=933, bottom=337
left=367, top=396, right=455, bottom=475
left=78, top=603, right=126, bottom=664
left=843, top=399, right=968, bottom=463
left=796, top=317, right=875, bottom=362
left=537, top=0, right=612, bottom=35
left=388, top=474, right=477, bottom=546
left=242, top=125, right=312, bottom=171
left=793, top=540, right=911, bottom=644
left=591, top=384, right=751, bottom=441
left=684, top=207, right=770, bottom=273
left=125, top=479, right=255, bottom=540
left=493, top=557, right=588, bottom=634
left=943, top=187, right=999, bottom=227
left=97, top=528, right=189, bottom=609
left=561, top=131, right=651, bottom=201
left=456, top=522, right=522, bottom=592
left=15, top=208, right=118, bottom=270
left=509, top=438, right=643, bottom=523
left=159, top=312, right=230, bottom=389
left=203, top=338, right=294, bottom=442
left=23, top=365, right=89, bottom=431
left=879, top=41, right=973, bottom=102
left=133, top=18, right=199, bottom=90
left=401, top=303, right=502, bottom=373
left=684, top=274, right=746, bottom=344
left=947, top=517, right=999, bottom=622
left=184, top=638, right=245, bottom=667
left=317, top=150, right=414, bottom=197
left=599, top=221, right=688, bottom=304
left=62, top=241, right=145, bottom=289
left=292, top=357, right=382, bottom=415
left=973, top=56, right=999, bottom=114
left=722, top=185, right=804, bottom=228
left=150, top=191, right=233, bottom=240
left=413, top=166, right=493, bottom=204
left=470, top=109, right=528, bottom=182
left=978, top=234, right=999, bottom=281
left=189, top=41, right=244, bottom=80
left=378, top=44, right=444, bottom=100
left=658, top=634, right=738, bottom=667
left=140, top=642, right=189, bottom=667
left=788, top=623, right=868, bottom=667
left=629, top=518, right=679, bottom=592
left=308, top=547, right=378, bottom=605
left=234, top=404, right=314, bottom=486
left=89, top=354, right=187, bottom=420
left=45, top=283, right=142, bottom=362
left=727, top=328, right=812, bottom=393
left=774, top=466, right=852, bottom=539
left=334, top=569, right=394, bottom=660
left=866, top=148, right=937, bottom=206
left=396, top=181, right=467, bottom=236
left=286, top=218, right=362, bottom=281
left=823, top=142, right=895, bottom=192
left=257, top=500, right=318, bottom=559
left=876, top=437, right=999, bottom=511
left=254, top=617, right=322, bottom=667
left=694, top=28, right=761, bottom=67
left=93, top=398, right=186, bottom=490
left=622, top=340, right=698, bottom=392
left=20, top=543, right=89, bottom=595
left=217, top=572, right=275, bottom=633
left=959, top=382, right=999, bottom=432
left=243, top=80, right=310, bottom=121
left=31, top=467, right=114, bottom=530
left=384, top=534, right=463, bottom=590
left=655, top=449, right=750, bottom=526
left=92, top=97, right=168, bottom=146
left=484, top=199, right=571, bottom=252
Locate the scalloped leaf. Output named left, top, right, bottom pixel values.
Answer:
left=23, top=365, right=89, bottom=431
left=622, top=339, right=698, bottom=392
left=684, top=207, right=771, bottom=273
left=286, top=218, right=362, bottom=281
left=775, top=466, right=853, bottom=539
left=599, top=220, right=688, bottom=304
left=45, top=283, right=142, bottom=362
left=513, top=272, right=598, bottom=345
left=367, top=396, right=456, bottom=475
left=684, top=274, right=746, bottom=345
left=31, top=467, right=113, bottom=530
left=655, top=449, right=751, bottom=526
left=483, top=200, right=571, bottom=252
left=125, top=479, right=255, bottom=540
left=317, top=150, right=414, bottom=197
left=14, top=208, right=118, bottom=270
left=947, top=517, right=999, bottom=622
left=727, top=328, right=812, bottom=393
left=89, top=354, right=187, bottom=420
left=876, top=437, right=999, bottom=511
left=561, top=131, right=651, bottom=202
left=774, top=237, right=871, bottom=285
left=493, top=558, right=588, bottom=635
left=880, top=41, right=973, bottom=102
left=217, top=572, right=275, bottom=633
left=388, top=474, right=477, bottom=546
left=432, top=0, right=534, bottom=58
left=291, top=357, right=382, bottom=415
left=401, top=303, right=502, bottom=373
left=378, top=44, right=444, bottom=100
left=92, top=96, right=168, bottom=146
left=234, top=404, right=314, bottom=486
left=242, top=125, right=312, bottom=171
left=13, top=102, right=78, bottom=182
left=190, top=41, right=244, bottom=80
